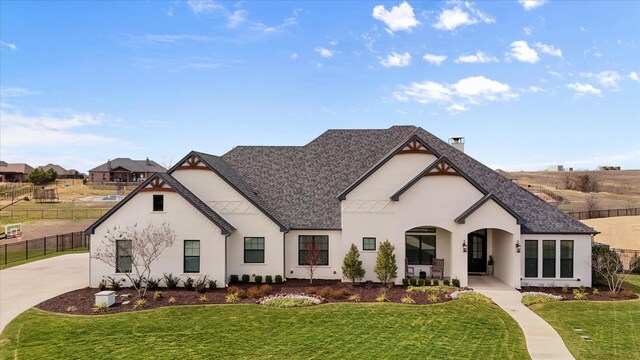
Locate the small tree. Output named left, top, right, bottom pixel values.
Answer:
left=592, top=247, right=634, bottom=293
left=585, top=193, right=599, bottom=217
left=94, top=222, right=176, bottom=298
left=342, top=243, right=365, bottom=285
left=374, top=240, right=397, bottom=286
left=304, top=239, right=322, bottom=284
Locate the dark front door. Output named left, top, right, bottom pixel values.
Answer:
left=468, top=233, right=487, bottom=273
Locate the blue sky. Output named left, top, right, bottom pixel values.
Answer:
left=1, top=0, right=639, bottom=173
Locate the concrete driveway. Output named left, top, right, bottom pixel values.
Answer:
left=0, top=253, right=89, bottom=332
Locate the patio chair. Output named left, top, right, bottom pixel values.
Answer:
left=431, top=258, right=444, bottom=280
left=405, top=258, right=415, bottom=278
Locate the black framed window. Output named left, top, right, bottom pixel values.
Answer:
left=406, top=234, right=436, bottom=265
left=153, top=195, right=164, bottom=211
left=363, top=237, right=376, bottom=251
left=244, top=237, right=265, bottom=263
left=524, top=240, right=538, bottom=278
left=184, top=240, right=200, bottom=273
left=560, top=240, right=574, bottom=278
left=116, top=240, right=132, bottom=273
left=542, top=240, right=556, bottom=278
left=298, top=235, right=329, bottom=266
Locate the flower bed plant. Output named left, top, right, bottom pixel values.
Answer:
left=451, top=290, right=492, bottom=303
left=521, top=292, right=563, bottom=306
left=406, top=285, right=459, bottom=294
left=258, top=293, right=324, bottom=308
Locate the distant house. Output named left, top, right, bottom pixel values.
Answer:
left=546, top=165, right=564, bottom=172
left=89, top=158, right=166, bottom=183
left=0, top=162, right=34, bottom=182
left=37, top=164, right=84, bottom=179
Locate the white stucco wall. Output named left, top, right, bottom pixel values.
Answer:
left=89, top=191, right=227, bottom=288
left=284, top=230, right=342, bottom=280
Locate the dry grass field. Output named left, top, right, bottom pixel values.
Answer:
left=582, top=216, right=640, bottom=250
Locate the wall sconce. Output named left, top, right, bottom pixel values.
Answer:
left=515, top=240, right=521, bottom=253
left=462, top=240, right=468, bottom=252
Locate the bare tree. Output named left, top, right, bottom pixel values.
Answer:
left=592, top=248, right=634, bottom=293
left=585, top=193, right=599, bottom=217
left=94, top=222, right=176, bottom=298
left=304, top=239, right=323, bottom=284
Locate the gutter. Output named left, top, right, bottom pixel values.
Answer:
left=283, top=230, right=289, bottom=280
left=224, top=233, right=230, bottom=287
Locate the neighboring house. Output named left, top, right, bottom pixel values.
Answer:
left=88, top=158, right=166, bottom=183
left=37, top=164, right=84, bottom=179
left=86, top=126, right=597, bottom=289
left=0, top=162, right=34, bottom=182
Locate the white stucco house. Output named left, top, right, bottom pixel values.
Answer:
left=86, top=126, right=597, bottom=289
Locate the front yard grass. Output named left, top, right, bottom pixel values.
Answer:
left=623, top=274, right=640, bottom=294
left=532, top=299, right=640, bottom=360
left=1, top=301, right=529, bottom=359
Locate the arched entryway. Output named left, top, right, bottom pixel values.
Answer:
left=467, top=228, right=518, bottom=288
left=404, top=226, right=451, bottom=279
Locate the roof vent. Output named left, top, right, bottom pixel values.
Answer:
left=448, top=136, right=465, bottom=153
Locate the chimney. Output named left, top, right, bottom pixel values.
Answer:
left=448, top=136, right=465, bottom=153
left=146, top=157, right=150, bottom=166
left=107, top=159, right=112, bottom=171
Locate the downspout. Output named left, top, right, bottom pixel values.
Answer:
left=224, top=233, right=230, bottom=287
left=283, top=230, right=289, bottom=281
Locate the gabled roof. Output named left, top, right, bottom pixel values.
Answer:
left=455, top=193, right=525, bottom=225
left=0, top=163, right=34, bottom=174
left=89, top=158, right=166, bottom=173
left=169, top=151, right=289, bottom=232
left=85, top=173, right=235, bottom=235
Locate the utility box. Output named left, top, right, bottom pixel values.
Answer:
left=95, top=290, right=116, bottom=307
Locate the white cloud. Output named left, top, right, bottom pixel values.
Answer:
left=250, top=16, right=297, bottom=34
left=0, top=87, right=34, bottom=97
left=0, top=41, right=17, bottom=50
left=140, top=34, right=210, bottom=43
left=329, top=39, right=338, bottom=46
left=593, top=52, right=603, bottom=58
left=315, top=47, right=334, bottom=59
left=523, top=26, right=533, bottom=36
left=521, top=85, right=546, bottom=93
left=580, top=26, right=587, bottom=32
left=518, top=0, right=547, bottom=10
left=629, top=72, right=640, bottom=82
left=507, top=40, right=539, bottom=63
left=227, top=10, right=247, bottom=28
left=394, top=75, right=516, bottom=113
left=372, top=1, right=420, bottom=33
left=579, top=71, right=623, bottom=88
left=567, top=82, right=601, bottom=97
left=289, top=52, right=298, bottom=60
left=423, top=54, right=447, bottom=66
left=433, top=2, right=494, bottom=31
left=455, top=51, right=498, bottom=64
left=186, top=0, right=224, bottom=14
left=535, top=42, right=563, bottom=58
left=380, top=52, right=412, bottom=67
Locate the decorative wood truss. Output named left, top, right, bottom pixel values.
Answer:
left=139, top=176, right=176, bottom=192
left=397, top=139, right=433, bottom=155
left=176, top=154, right=209, bottom=170
left=423, top=160, right=461, bottom=177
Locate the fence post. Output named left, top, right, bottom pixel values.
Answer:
left=4, top=244, right=6, bottom=265
left=44, top=236, right=47, bottom=255
left=72, top=232, right=75, bottom=249
left=56, top=235, right=59, bottom=252
left=25, top=240, right=29, bottom=260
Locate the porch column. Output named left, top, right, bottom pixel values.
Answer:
left=449, top=231, right=468, bottom=287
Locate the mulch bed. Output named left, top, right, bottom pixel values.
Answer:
left=36, top=279, right=462, bottom=315
left=519, top=284, right=638, bottom=301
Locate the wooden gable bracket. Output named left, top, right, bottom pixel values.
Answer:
left=139, top=176, right=176, bottom=192
left=398, top=139, right=433, bottom=155
left=424, top=160, right=461, bottom=177
left=176, top=154, right=208, bottom=170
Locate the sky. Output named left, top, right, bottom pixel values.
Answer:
left=1, top=0, right=639, bottom=173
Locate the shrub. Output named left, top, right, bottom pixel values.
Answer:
left=418, top=279, right=425, bottom=286
left=331, top=288, right=351, bottom=300
left=521, top=292, right=562, bottom=306
left=195, top=276, right=209, bottom=293
left=146, top=277, right=160, bottom=291
left=376, top=291, right=389, bottom=302
left=451, top=278, right=460, bottom=287
left=163, top=273, right=180, bottom=289
left=198, top=295, right=208, bottom=302
left=208, top=279, right=217, bottom=290
left=265, top=275, right=273, bottom=284
left=561, top=286, right=569, bottom=294
left=304, top=287, right=318, bottom=295
left=409, top=277, right=418, bottom=286
left=229, top=274, right=239, bottom=284
left=401, top=295, right=415, bottom=304
left=106, top=276, right=124, bottom=291
left=153, top=291, right=163, bottom=301
left=318, top=287, right=333, bottom=298
left=98, top=280, right=107, bottom=291
left=456, top=292, right=492, bottom=303
left=226, top=292, right=241, bottom=303
left=406, top=285, right=457, bottom=295
left=255, top=275, right=263, bottom=284
left=131, top=276, right=143, bottom=290
left=431, top=279, right=439, bottom=286
left=402, top=278, right=409, bottom=286
left=133, top=299, right=147, bottom=309
left=183, top=277, right=194, bottom=290
left=92, top=302, right=108, bottom=313
left=631, top=255, right=640, bottom=274
left=241, top=274, right=250, bottom=284
left=260, top=294, right=323, bottom=307
left=168, top=297, right=176, bottom=304
left=427, top=294, right=439, bottom=303
left=259, top=284, right=273, bottom=297
left=275, top=275, right=283, bottom=284
left=573, top=288, right=588, bottom=300
left=443, top=279, right=451, bottom=286
left=424, top=279, right=432, bottom=286
left=66, top=305, right=77, bottom=312
left=348, top=294, right=361, bottom=302
left=342, top=243, right=366, bottom=284
left=593, top=288, right=599, bottom=295
left=374, top=240, right=398, bottom=286
left=247, top=287, right=261, bottom=299
left=227, top=286, right=247, bottom=298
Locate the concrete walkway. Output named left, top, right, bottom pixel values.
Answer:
left=0, top=253, right=89, bottom=332
left=469, top=275, right=574, bottom=360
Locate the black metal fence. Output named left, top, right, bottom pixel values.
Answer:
left=1, top=231, right=89, bottom=266
left=0, top=208, right=110, bottom=220
left=567, top=207, right=640, bottom=220
left=521, top=184, right=564, bottom=202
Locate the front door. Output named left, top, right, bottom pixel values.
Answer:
left=468, top=233, right=487, bottom=273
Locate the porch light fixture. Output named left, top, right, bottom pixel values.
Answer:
left=462, top=240, right=468, bottom=252
left=515, top=240, right=521, bottom=253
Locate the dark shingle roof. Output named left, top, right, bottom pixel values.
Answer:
left=85, top=173, right=235, bottom=235
left=89, top=158, right=166, bottom=173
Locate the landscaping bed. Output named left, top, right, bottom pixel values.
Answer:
left=519, top=285, right=637, bottom=302
left=36, top=279, right=468, bottom=315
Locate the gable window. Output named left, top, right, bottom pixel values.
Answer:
left=244, top=237, right=265, bottom=263
left=184, top=240, right=200, bottom=273
left=298, top=235, right=329, bottom=266
left=363, top=237, right=376, bottom=251
left=560, top=240, right=574, bottom=278
left=116, top=240, right=132, bottom=273
left=524, top=240, right=538, bottom=278
left=542, top=240, right=556, bottom=278
left=406, top=234, right=436, bottom=265
left=153, top=195, right=164, bottom=212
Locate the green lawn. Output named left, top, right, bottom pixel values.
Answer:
left=1, top=302, right=529, bottom=359
left=623, top=274, right=640, bottom=294
left=0, top=247, right=88, bottom=270
left=532, top=299, right=640, bottom=360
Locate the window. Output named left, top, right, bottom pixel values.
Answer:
left=560, top=240, right=574, bottom=278
left=363, top=237, right=376, bottom=251
left=542, top=240, right=556, bottom=278
left=184, top=240, right=200, bottom=273
left=153, top=195, right=164, bottom=212
left=298, top=235, right=329, bottom=266
left=116, top=240, right=132, bottom=273
left=244, top=237, right=265, bottom=263
left=524, top=240, right=538, bottom=278
left=406, top=234, right=436, bottom=265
